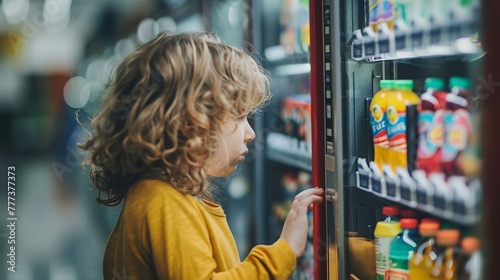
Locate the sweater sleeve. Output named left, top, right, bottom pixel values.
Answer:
left=144, top=189, right=296, bottom=280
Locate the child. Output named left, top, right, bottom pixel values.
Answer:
left=79, top=32, right=323, bottom=280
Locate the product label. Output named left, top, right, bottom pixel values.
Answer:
left=385, top=268, right=410, bottom=280
left=394, top=0, right=412, bottom=24
left=441, top=109, right=471, bottom=162
left=386, top=254, right=411, bottom=280
left=375, top=237, right=393, bottom=280
left=369, top=0, right=382, bottom=25
left=417, top=110, right=444, bottom=158
left=371, top=104, right=389, bottom=147
left=379, top=0, right=394, bottom=21
left=386, top=105, right=407, bottom=151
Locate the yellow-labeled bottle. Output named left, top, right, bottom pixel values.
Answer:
left=409, top=220, right=441, bottom=279
left=386, top=80, right=420, bottom=171
left=432, top=229, right=460, bottom=280
left=374, top=206, right=401, bottom=280
left=370, top=80, right=395, bottom=169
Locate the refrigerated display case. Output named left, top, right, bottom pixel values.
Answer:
left=252, top=0, right=319, bottom=278
left=310, top=0, right=489, bottom=279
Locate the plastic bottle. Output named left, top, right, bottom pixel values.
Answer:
left=458, top=237, right=482, bottom=280
left=417, top=78, right=448, bottom=174
left=409, top=220, right=441, bottom=279
left=386, top=80, right=421, bottom=171
left=370, top=80, right=395, bottom=169
left=374, top=206, right=401, bottom=280
left=431, top=229, right=460, bottom=280
left=441, top=77, right=472, bottom=177
left=386, top=218, right=421, bottom=279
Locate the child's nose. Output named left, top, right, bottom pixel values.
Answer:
left=245, top=121, right=255, bottom=143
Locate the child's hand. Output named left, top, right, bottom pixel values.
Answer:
left=280, top=187, right=324, bottom=257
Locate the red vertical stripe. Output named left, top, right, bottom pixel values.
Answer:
left=310, top=0, right=327, bottom=279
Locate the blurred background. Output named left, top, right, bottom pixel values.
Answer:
left=0, top=0, right=494, bottom=279
left=0, top=0, right=313, bottom=279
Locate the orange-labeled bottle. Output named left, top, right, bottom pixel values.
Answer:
left=409, top=220, right=441, bottom=279
left=432, top=229, right=460, bottom=280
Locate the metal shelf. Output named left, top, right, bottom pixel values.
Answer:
left=356, top=159, right=482, bottom=226
left=266, top=148, right=312, bottom=171
left=266, top=132, right=312, bottom=171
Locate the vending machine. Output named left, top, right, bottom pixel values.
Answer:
left=309, top=0, right=491, bottom=279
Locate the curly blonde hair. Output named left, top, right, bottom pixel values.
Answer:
left=79, top=32, right=270, bottom=206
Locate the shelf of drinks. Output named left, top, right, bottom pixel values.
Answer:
left=264, top=45, right=310, bottom=66
left=350, top=21, right=483, bottom=62
left=355, top=158, right=481, bottom=226
left=266, top=132, right=312, bottom=171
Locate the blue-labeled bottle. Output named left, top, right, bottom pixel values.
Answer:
left=386, top=218, right=421, bottom=279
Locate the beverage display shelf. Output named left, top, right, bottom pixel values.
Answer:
left=266, top=148, right=312, bottom=171
left=356, top=158, right=481, bottom=226
left=350, top=20, right=482, bottom=62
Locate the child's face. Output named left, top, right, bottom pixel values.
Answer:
left=205, top=117, right=255, bottom=177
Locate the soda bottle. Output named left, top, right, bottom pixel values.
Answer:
left=431, top=229, right=460, bottom=279
left=374, top=206, right=401, bottom=280
left=409, top=219, right=441, bottom=279
left=386, top=80, right=420, bottom=171
left=386, top=218, right=421, bottom=279
left=417, top=78, right=448, bottom=174
left=441, top=77, right=472, bottom=177
left=370, top=80, right=395, bottom=169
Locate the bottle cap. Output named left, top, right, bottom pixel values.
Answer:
left=400, top=218, right=418, bottom=229
left=401, top=209, right=418, bottom=218
left=449, top=77, right=471, bottom=90
left=419, top=221, right=440, bottom=236
left=395, top=80, right=414, bottom=90
left=436, top=229, right=460, bottom=246
left=380, top=80, right=395, bottom=89
left=425, top=78, right=445, bottom=90
left=461, top=237, right=480, bottom=253
left=382, top=206, right=400, bottom=216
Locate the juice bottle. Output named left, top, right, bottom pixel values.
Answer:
left=441, top=77, right=472, bottom=177
left=458, top=237, right=482, bottom=280
left=386, top=80, right=421, bottom=171
left=409, top=220, right=441, bottom=279
left=370, top=80, right=395, bottom=169
left=431, top=229, right=460, bottom=279
left=417, top=78, right=448, bottom=174
left=386, top=218, right=421, bottom=279
left=374, top=206, right=401, bottom=280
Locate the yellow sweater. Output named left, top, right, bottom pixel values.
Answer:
left=103, top=179, right=297, bottom=280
